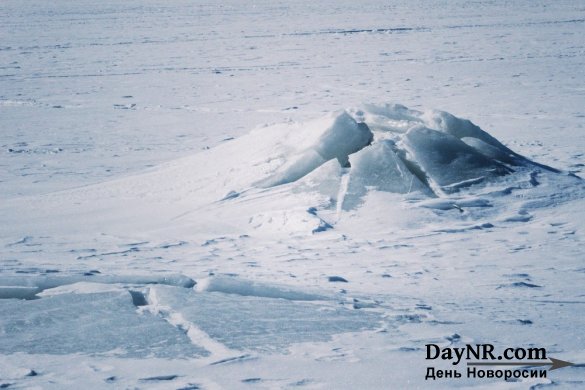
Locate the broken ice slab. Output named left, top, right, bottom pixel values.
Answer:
left=151, top=285, right=383, bottom=353
left=402, top=126, right=511, bottom=192
left=195, top=276, right=329, bottom=301
left=0, top=286, right=39, bottom=300
left=343, top=140, right=434, bottom=210
left=0, top=290, right=208, bottom=358
left=0, top=273, right=195, bottom=299
left=257, top=111, right=373, bottom=187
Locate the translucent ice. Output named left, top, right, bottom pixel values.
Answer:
left=151, top=285, right=382, bottom=353
left=0, top=291, right=207, bottom=358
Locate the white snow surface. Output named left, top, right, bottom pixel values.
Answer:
left=1, top=1, right=585, bottom=389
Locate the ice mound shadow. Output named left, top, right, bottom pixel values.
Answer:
left=257, top=104, right=567, bottom=211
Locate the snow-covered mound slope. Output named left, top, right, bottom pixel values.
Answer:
left=2, top=103, right=582, bottom=239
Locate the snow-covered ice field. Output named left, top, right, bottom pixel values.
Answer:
left=1, top=1, right=585, bottom=389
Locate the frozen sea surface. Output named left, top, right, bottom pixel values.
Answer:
left=1, top=1, right=585, bottom=389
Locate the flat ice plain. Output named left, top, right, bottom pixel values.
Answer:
left=1, top=1, right=585, bottom=389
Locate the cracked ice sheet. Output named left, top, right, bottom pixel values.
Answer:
left=149, top=285, right=384, bottom=354
left=0, top=289, right=207, bottom=358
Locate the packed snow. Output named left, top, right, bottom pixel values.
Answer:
left=1, top=1, right=585, bottom=389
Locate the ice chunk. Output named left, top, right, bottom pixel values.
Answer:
left=259, top=111, right=373, bottom=187
left=402, top=126, right=510, bottom=192
left=37, top=282, right=126, bottom=297
left=153, top=285, right=381, bottom=353
left=421, top=109, right=515, bottom=155
left=0, top=273, right=195, bottom=298
left=351, top=103, right=423, bottom=134
left=196, top=276, right=329, bottom=301
left=461, top=137, right=517, bottom=164
left=343, top=141, right=433, bottom=210
left=0, top=291, right=207, bottom=358
left=0, top=286, right=39, bottom=300
left=313, top=111, right=373, bottom=167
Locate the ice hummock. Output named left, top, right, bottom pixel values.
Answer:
left=250, top=103, right=571, bottom=209
left=251, top=103, right=577, bottom=214
left=0, top=103, right=579, bottom=239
